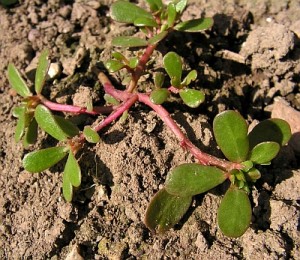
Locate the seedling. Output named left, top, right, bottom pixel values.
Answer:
left=8, top=0, right=291, bottom=237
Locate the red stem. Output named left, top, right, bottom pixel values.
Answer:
left=127, top=43, right=158, bottom=93
left=40, top=96, right=113, bottom=115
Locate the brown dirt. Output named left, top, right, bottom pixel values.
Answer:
left=0, top=0, right=299, bottom=259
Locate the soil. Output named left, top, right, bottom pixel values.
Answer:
left=0, top=0, right=299, bottom=259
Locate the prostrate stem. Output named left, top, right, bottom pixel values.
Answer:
left=98, top=72, right=243, bottom=172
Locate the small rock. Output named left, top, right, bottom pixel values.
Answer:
left=65, top=245, right=83, bottom=260
left=271, top=97, right=300, bottom=153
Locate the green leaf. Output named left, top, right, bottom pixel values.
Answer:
left=104, top=94, right=120, bottom=105
left=64, top=151, right=81, bottom=187
left=248, top=141, right=280, bottom=164
left=241, top=160, right=253, bottom=172
left=23, top=146, right=68, bottom=172
left=150, top=88, right=169, bottom=105
left=112, top=36, right=148, bottom=48
left=112, top=52, right=126, bottom=61
left=134, top=17, right=158, bottom=27
left=35, top=105, right=79, bottom=141
left=14, top=106, right=26, bottom=142
left=175, top=0, right=187, bottom=13
left=163, top=52, right=182, bottom=88
left=148, top=31, right=168, bottom=45
left=145, top=188, right=192, bottom=233
left=174, top=18, right=214, bottom=32
left=83, top=126, right=100, bottom=143
left=145, top=0, right=163, bottom=12
left=12, top=106, right=25, bottom=118
left=62, top=171, right=73, bottom=202
left=165, top=163, right=226, bottom=196
left=54, top=115, right=80, bottom=138
left=104, top=59, right=125, bottom=73
left=154, top=72, right=165, bottom=88
left=248, top=119, right=292, bottom=149
left=245, top=167, right=261, bottom=182
left=179, top=88, right=205, bottom=108
left=167, top=3, right=177, bottom=27
left=217, top=187, right=252, bottom=237
left=23, top=118, right=38, bottom=147
left=35, top=49, right=50, bottom=94
left=181, top=70, right=197, bottom=86
left=213, top=110, right=249, bottom=162
left=129, top=57, right=139, bottom=69
left=110, top=1, right=155, bottom=24
left=7, top=63, right=31, bottom=97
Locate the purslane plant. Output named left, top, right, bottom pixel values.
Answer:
left=7, top=0, right=291, bottom=238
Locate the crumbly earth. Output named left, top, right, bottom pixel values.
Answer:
left=0, top=0, right=299, bottom=259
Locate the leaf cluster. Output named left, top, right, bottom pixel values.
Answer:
left=8, top=50, right=100, bottom=201
left=145, top=111, right=291, bottom=237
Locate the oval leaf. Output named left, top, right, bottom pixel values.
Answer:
left=112, top=36, right=148, bottom=48
left=104, top=59, right=125, bottom=73
left=154, top=72, right=165, bottom=88
left=64, top=151, right=81, bottom=187
left=110, top=1, right=154, bottom=24
left=249, top=141, right=280, bottom=164
left=165, top=163, right=226, bottom=196
left=248, top=118, right=292, bottom=149
left=145, top=188, right=192, bottom=233
left=217, top=187, right=252, bottom=237
left=181, top=70, right=197, bottom=86
left=35, top=49, right=50, bottom=94
left=167, top=3, right=176, bottom=27
left=23, top=146, right=68, bottom=172
left=7, top=63, right=31, bottom=97
left=175, top=0, right=187, bottom=13
left=150, top=88, right=169, bottom=105
left=163, top=52, right=182, bottom=88
left=63, top=170, right=73, bottom=202
left=23, top=118, right=38, bottom=147
left=35, top=105, right=79, bottom=141
left=134, top=17, right=158, bottom=27
left=213, top=110, right=249, bottom=162
left=83, top=126, right=100, bottom=143
left=174, top=18, right=213, bottom=32
left=179, top=88, right=205, bottom=108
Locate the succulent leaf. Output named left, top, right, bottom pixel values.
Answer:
left=35, top=105, right=79, bottom=141
left=62, top=170, right=73, bottom=202
left=150, top=88, right=169, bottom=105
left=105, top=60, right=125, bottom=73
left=23, top=118, right=38, bottom=147
left=248, top=118, right=291, bottom=149
left=217, top=187, right=252, bottom=237
left=249, top=141, right=280, bottom=164
left=145, top=188, right=192, bottom=233
left=23, top=146, right=68, bottom=172
left=14, top=106, right=26, bottom=142
left=7, top=63, right=31, bottom=97
left=163, top=52, right=182, bottom=88
left=213, top=110, right=249, bottom=162
left=181, top=70, right=197, bottom=86
left=134, top=17, right=158, bottom=27
left=145, top=0, right=163, bottom=12
left=174, top=18, right=213, bottom=32
left=167, top=3, right=177, bottom=27
left=148, top=31, right=168, bottom=45
left=165, top=163, right=227, bottom=196
left=110, top=1, right=155, bottom=24
left=64, top=151, right=81, bottom=187
left=179, top=88, right=205, bottom=108
left=83, top=126, right=100, bottom=143
left=35, top=49, right=50, bottom=94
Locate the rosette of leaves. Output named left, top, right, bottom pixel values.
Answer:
left=106, top=0, right=213, bottom=71
left=145, top=110, right=291, bottom=237
left=8, top=50, right=101, bottom=201
left=8, top=49, right=50, bottom=147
